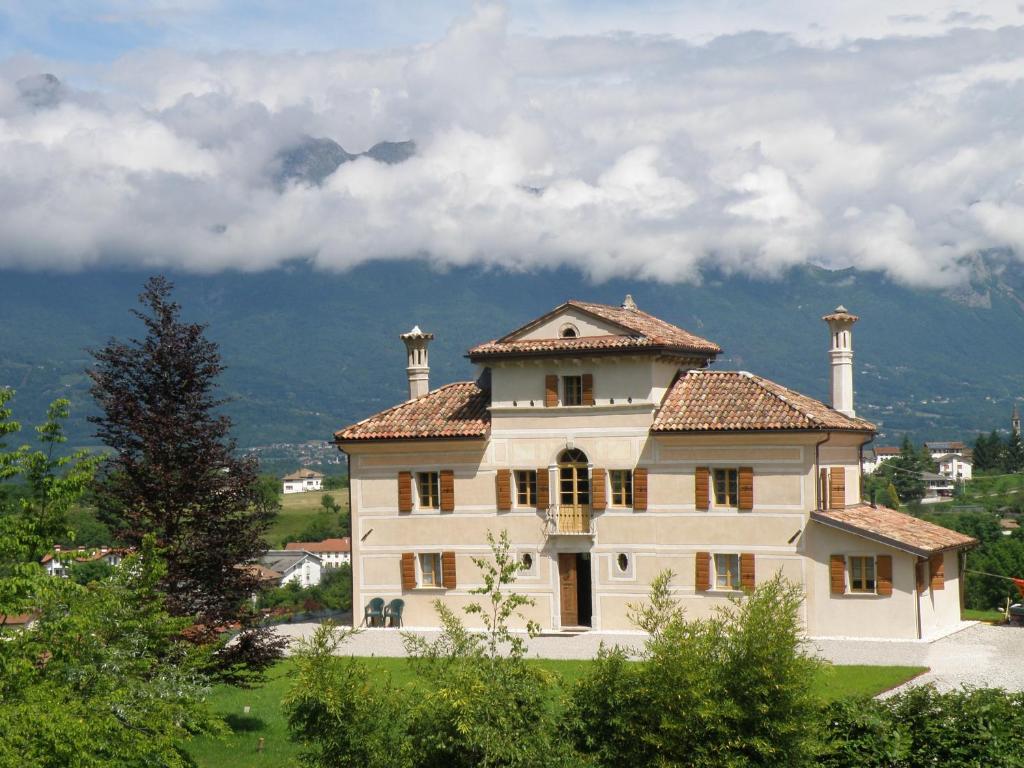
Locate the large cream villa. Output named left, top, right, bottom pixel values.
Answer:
left=334, top=298, right=975, bottom=640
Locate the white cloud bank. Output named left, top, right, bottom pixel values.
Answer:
left=2, top=3, right=1024, bottom=287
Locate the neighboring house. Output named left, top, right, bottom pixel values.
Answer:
left=285, top=537, right=351, bottom=567
left=282, top=468, right=324, bottom=494
left=40, top=545, right=131, bottom=578
left=936, top=452, right=973, bottom=482
left=925, top=441, right=966, bottom=461
left=921, top=472, right=956, bottom=502
left=257, top=550, right=322, bottom=588
left=334, top=298, right=976, bottom=641
left=0, top=613, right=36, bottom=632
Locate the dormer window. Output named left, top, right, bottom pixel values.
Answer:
left=559, top=323, right=579, bottom=338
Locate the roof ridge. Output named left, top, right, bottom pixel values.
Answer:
left=339, top=379, right=478, bottom=430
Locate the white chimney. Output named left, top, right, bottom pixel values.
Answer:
left=400, top=325, right=434, bottom=400
left=822, top=305, right=858, bottom=418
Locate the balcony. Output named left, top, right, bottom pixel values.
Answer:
left=544, top=504, right=595, bottom=536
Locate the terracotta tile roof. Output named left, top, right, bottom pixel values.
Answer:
left=874, top=446, right=901, bottom=456
left=652, top=370, right=875, bottom=433
left=468, top=300, right=721, bottom=360
left=811, top=504, right=977, bottom=556
left=285, top=537, right=351, bottom=553
left=335, top=381, right=490, bottom=443
left=282, top=468, right=324, bottom=480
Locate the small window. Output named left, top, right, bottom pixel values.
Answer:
left=560, top=323, right=579, bottom=338
left=714, top=553, right=740, bottom=589
left=610, top=470, right=633, bottom=506
left=516, top=470, right=537, bottom=506
left=562, top=376, right=583, bottom=406
left=616, top=553, right=629, bottom=573
left=420, top=553, right=442, bottom=587
left=713, top=469, right=738, bottom=507
left=849, top=556, right=876, bottom=593
left=521, top=553, right=534, bottom=570
left=417, top=472, right=440, bottom=509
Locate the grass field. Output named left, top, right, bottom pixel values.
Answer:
left=265, top=490, right=349, bottom=547
left=964, top=608, right=1008, bottom=623
left=184, top=656, right=927, bottom=768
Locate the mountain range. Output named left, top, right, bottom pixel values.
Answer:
left=2, top=257, right=1024, bottom=455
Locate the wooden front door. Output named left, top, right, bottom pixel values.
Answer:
left=559, top=553, right=578, bottom=627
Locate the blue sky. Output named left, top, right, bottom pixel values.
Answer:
left=1, top=2, right=1024, bottom=284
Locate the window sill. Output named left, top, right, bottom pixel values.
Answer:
left=414, top=586, right=448, bottom=592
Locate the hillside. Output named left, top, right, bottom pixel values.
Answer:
left=2, top=259, right=1023, bottom=452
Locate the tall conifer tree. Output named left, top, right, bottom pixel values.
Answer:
left=89, top=276, right=284, bottom=678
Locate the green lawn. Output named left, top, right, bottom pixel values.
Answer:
left=265, top=490, right=349, bottom=547
left=184, top=656, right=927, bottom=768
left=964, top=608, right=1007, bottom=623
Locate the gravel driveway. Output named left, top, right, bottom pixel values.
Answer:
left=273, top=621, right=1024, bottom=693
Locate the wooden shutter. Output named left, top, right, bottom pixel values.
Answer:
left=536, top=468, right=549, bottom=510
left=830, top=555, right=846, bottom=595
left=398, top=471, right=413, bottom=513
left=440, top=470, right=455, bottom=512
left=819, top=468, right=829, bottom=510
left=400, top=552, right=416, bottom=590
left=740, top=553, right=756, bottom=590
left=591, top=468, right=607, bottom=510
left=876, top=555, right=893, bottom=596
left=442, top=552, right=457, bottom=589
left=738, top=467, right=754, bottom=511
left=829, top=467, right=846, bottom=510
left=633, top=468, right=648, bottom=512
left=582, top=373, right=594, bottom=406
left=695, top=467, right=710, bottom=511
left=929, top=553, right=945, bottom=590
left=695, top=551, right=711, bottom=591
left=545, top=375, right=558, bottom=407
left=496, top=469, right=512, bottom=511
left=916, top=560, right=928, bottom=593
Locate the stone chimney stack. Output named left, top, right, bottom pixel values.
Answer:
left=401, top=325, right=434, bottom=400
left=822, top=305, right=859, bottom=418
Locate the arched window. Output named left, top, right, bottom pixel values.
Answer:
left=558, top=449, right=590, bottom=508
left=559, top=323, right=579, bottom=338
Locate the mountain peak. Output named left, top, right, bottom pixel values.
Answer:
left=271, top=136, right=416, bottom=188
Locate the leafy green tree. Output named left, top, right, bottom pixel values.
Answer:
left=569, top=572, right=821, bottom=768
left=973, top=430, right=1005, bottom=473
left=323, top=475, right=348, bottom=491
left=886, top=481, right=901, bottom=510
left=1004, top=430, right=1024, bottom=474
left=69, top=558, right=114, bottom=585
left=88, top=277, right=285, bottom=678
left=876, top=436, right=927, bottom=504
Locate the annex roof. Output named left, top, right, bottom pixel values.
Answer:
left=811, top=504, right=977, bottom=557
left=285, top=537, right=351, bottom=554
left=258, top=550, right=322, bottom=574
left=874, top=446, right=902, bottom=456
left=467, top=300, right=721, bottom=361
left=334, top=380, right=490, bottom=443
left=282, top=468, right=324, bottom=480
left=651, top=370, right=875, bottom=433
left=925, top=441, right=965, bottom=451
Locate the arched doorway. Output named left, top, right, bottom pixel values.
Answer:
left=558, top=448, right=590, bottom=532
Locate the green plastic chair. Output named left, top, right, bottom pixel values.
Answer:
left=363, top=597, right=385, bottom=627
left=385, top=599, right=405, bottom=628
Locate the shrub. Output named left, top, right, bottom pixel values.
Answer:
left=568, top=572, right=821, bottom=768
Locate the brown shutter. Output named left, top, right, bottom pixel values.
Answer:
left=591, top=468, right=607, bottom=510
left=740, top=553, right=755, bottom=590
left=916, top=560, right=928, bottom=593
left=876, top=555, right=893, bottom=596
left=440, top=470, right=455, bottom=512
left=819, top=468, right=829, bottom=510
left=633, top=468, right=648, bottom=512
left=545, top=375, right=558, bottom=407
left=535, top=468, right=549, bottom=510
left=830, top=555, right=846, bottom=595
left=738, top=467, right=754, bottom=511
left=929, top=553, right=945, bottom=590
left=695, top=467, right=710, bottom=511
left=398, top=471, right=413, bottom=513
left=401, top=552, right=416, bottom=590
left=829, top=467, right=846, bottom=510
left=496, top=469, right=512, bottom=511
left=442, top=552, right=457, bottom=589
left=695, top=551, right=711, bottom=591
left=582, top=373, right=594, bottom=406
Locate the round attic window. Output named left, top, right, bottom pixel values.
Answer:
left=560, top=323, right=579, bottom=338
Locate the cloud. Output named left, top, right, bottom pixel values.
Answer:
left=1, top=3, right=1024, bottom=286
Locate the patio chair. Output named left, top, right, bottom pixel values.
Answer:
left=363, top=597, right=385, bottom=627
left=384, top=598, right=405, bottom=628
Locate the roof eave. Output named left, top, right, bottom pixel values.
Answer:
left=809, top=510, right=978, bottom=557
left=334, top=434, right=489, bottom=448
left=466, top=345, right=719, bottom=363
left=651, top=426, right=875, bottom=435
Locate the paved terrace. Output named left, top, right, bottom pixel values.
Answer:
left=272, top=621, right=1024, bottom=693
